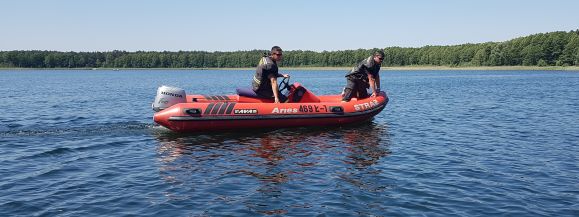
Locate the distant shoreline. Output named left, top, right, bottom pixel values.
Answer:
left=1, top=66, right=578, bottom=71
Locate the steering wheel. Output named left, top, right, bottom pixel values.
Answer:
left=278, top=76, right=291, bottom=93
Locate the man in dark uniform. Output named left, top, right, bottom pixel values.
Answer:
left=252, top=46, right=290, bottom=103
left=342, top=50, right=385, bottom=102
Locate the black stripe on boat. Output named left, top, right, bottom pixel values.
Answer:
left=217, top=102, right=229, bottom=114
left=204, top=103, right=215, bottom=114
left=216, top=96, right=225, bottom=100
left=225, top=103, right=236, bottom=114
left=211, top=102, right=224, bottom=114
left=210, top=96, right=219, bottom=100
left=223, top=95, right=230, bottom=100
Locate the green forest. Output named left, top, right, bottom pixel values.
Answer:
left=1, top=30, right=578, bottom=68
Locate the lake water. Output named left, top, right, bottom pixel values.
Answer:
left=1, top=69, right=578, bottom=216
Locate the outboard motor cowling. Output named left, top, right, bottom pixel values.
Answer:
left=152, top=86, right=186, bottom=112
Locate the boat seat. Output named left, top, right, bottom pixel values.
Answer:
left=236, top=87, right=260, bottom=98
left=236, top=87, right=288, bottom=102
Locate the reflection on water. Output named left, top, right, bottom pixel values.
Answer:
left=343, top=124, right=392, bottom=169
left=152, top=123, right=392, bottom=215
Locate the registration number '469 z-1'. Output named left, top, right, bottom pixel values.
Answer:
left=299, top=105, right=327, bottom=113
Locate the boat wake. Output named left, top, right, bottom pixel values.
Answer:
left=0, top=121, right=158, bottom=137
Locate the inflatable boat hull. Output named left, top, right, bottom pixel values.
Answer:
left=153, top=92, right=388, bottom=133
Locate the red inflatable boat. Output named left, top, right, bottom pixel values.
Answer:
left=152, top=78, right=388, bottom=133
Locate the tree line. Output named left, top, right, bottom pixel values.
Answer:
left=1, top=30, right=577, bottom=68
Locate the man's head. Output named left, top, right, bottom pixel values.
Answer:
left=271, top=46, right=283, bottom=62
left=373, top=50, right=385, bottom=64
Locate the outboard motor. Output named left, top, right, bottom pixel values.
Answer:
left=152, top=86, right=186, bottom=112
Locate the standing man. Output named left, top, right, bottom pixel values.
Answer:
left=252, top=46, right=290, bottom=103
left=342, top=50, right=385, bottom=102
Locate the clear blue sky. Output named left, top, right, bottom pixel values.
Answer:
left=1, top=0, right=577, bottom=52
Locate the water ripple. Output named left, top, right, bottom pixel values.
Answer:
left=1, top=70, right=579, bottom=216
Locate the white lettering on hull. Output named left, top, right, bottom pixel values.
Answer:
left=354, top=99, right=379, bottom=111
left=272, top=108, right=299, bottom=114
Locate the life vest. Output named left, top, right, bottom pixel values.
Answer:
left=252, top=55, right=279, bottom=92
left=346, top=56, right=381, bottom=80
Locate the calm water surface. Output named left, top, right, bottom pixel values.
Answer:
left=1, top=69, right=578, bottom=216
